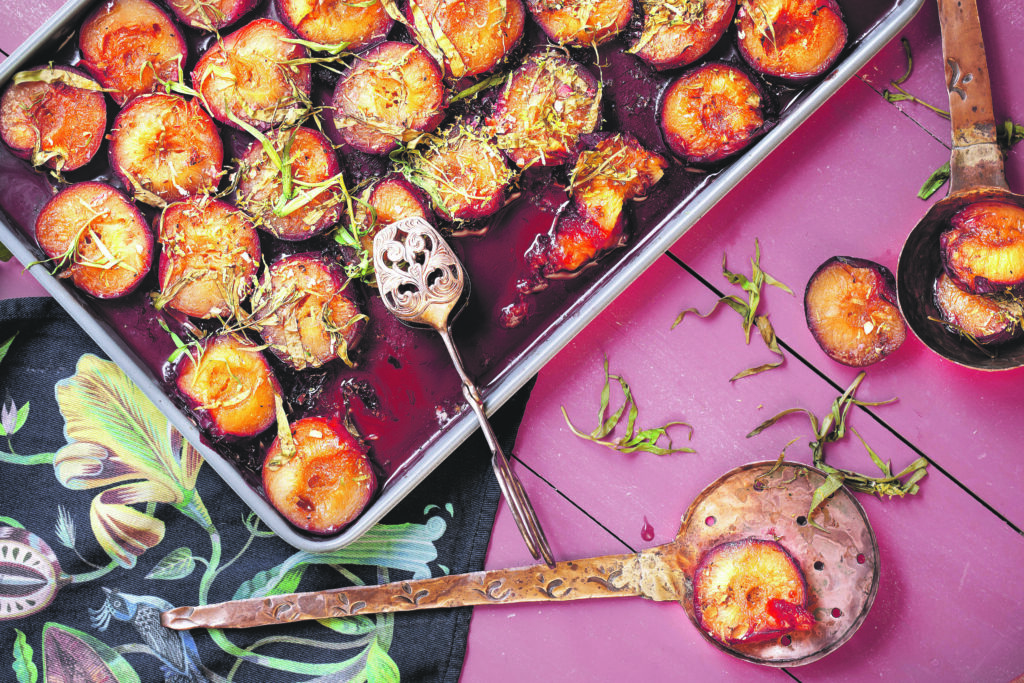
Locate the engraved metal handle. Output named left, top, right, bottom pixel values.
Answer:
left=938, top=0, right=1008, bottom=192
left=373, top=217, right=556, bottom=568
left=162, top=544, right=686, bottom=630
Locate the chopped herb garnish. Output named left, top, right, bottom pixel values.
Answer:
left=747, top=372, right=928, bottom=528
left=673, top=240, right=792, bottom=380
left=562, top=357, right=694, bottom=455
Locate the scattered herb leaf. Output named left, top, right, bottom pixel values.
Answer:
left=673, top=240, right=792, bottom=380
left=561, top=357, right=694, bottom=455
left=0, top=241, right=12, bottom=262
left=747, top=372, right=928, bottom=528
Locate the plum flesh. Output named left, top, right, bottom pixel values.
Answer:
left=693, top=538, right=815, bottom=645
left=527, top=0, right=632, bottom=47
left=933, top=272, right=1024, bottom=345
left=804, top=256, right=906, bottom=367
left=735, top=0, right=847, bottom=81
left=941, top=200, right=1024, bottom=295
left=262, top=416, right=376, bottom=535
left=276, top=0, right=392, bottom=52
left=167, top=0, right=257, bottom=30
left=404, top=0, right=525, bottom=79
left=353, top=175, right=433, bottom=254
left=630, top=0, right=735, bottom=71
left=661, top=62, right=765, bottom=165
left=0, top=66, right=107, bottom=172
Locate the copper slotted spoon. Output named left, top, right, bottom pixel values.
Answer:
left=371, top=216, right=555, bottom=567
left=162, top=461, right=878, bottom=667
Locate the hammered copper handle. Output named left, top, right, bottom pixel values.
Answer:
left=938, top=0, right=1008, bottom=192
left=161, top=544, right=688, bottom=630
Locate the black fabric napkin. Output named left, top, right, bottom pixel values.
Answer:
left=0, top=297, right=534, bottom=683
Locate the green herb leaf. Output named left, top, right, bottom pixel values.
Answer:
left=673, top=240, right=791, bottom=379
left=0, top=240, right=12, bottom=262
left=918, top=162, right=951, bottom=199
left=562, top=357, right=694, bottom=456
left=747, top=372, right=927, bottom=525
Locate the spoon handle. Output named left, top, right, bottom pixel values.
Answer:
left=438, top=327, right=556, bottom=568
left=161, top=547, right=684, bottom=630
left=938, top=0, right=1008, bottom=191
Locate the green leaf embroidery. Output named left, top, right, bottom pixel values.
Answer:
left=366, top=637, right=401, bottom=683
left=747, top=372, right=928, bottom=527
left=0, top=333, right=16, bottom=366
left=41, top=623, right=141, bottom=683
left=562, top=357, right=694, bottom=455
left=12, top=629, right=38, bottom=683
left=146, top=547, right=197, bottom=580
left=673, top=241, right=791, bottom=380
left=13, top=401, right=30, bottom=434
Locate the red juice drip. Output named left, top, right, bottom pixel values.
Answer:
left=641, top=516, right=655, bottom=542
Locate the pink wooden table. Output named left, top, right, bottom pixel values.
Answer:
left=3, top=1, right=1024, bottom=680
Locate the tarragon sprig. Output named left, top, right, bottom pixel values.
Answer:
left=562, top=357, right=694, bottom=455
left=673, top=240, right=792, bottom=380
left=747, top=372, right=929, bottom=528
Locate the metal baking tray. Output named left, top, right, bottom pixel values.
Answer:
left=0, top=0, right=924, bottom=552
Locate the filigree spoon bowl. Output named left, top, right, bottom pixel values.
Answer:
left=163, top=461, right=878, bottom=667
left=371, top=216, right=554, bottom=567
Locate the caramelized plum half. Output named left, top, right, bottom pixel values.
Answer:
left=176, top=334, right=281, bottom=438
left=236, top=126, right=343, bottom=240
left=276, top=0, right=393, bottom=52
left=407, top=122, right=515, bottom=222
left=192, top=19, right=312, bottom=131
left=693, top=539, right=815, bottom=645
left=630, top=0, right=735, bottom=70
left=489, top=51, right=602, bottom=168
left=527, top=0, right=632, bottom=47
left=79, top=0, right=187, bottom=106
left=528, top=202, right=626, bottom=276
left=735, top=0, right=847, bottom=81
left=804, top=256, right=906, bottom=367
left=353, top=175, right=432, bottom=254
left=110, top=93, right=223, bottom=207
left=252, top=253, right=367, bottom=370
left=933, top=273, right=1024, bottom=345
left=404, top=0, right=526, bottom=79
left=35, top=182, right=153, bottom=299
left=262, top=416, right=376, bottom=535
left=167, top=0, right=257, bottom=30
left=156, top=196, right=260, bottom=319
left=331, top=42, right=446, bottom=155
left=661, top=62, right=766, bottom=165
left=0, top=66, right=107, bottom=172
left=941, top=200, right=1024, bottom=295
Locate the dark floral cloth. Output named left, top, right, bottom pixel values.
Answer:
left=0, top=297, right=531, bottom=683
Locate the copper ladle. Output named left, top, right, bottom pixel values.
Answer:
left=371, top=216, right=554, bottom=567
left=162, top=462, right=879, bottom=667
left=896, top=0, right=1024, bottom=370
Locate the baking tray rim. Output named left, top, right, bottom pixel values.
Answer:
left=0, top=0, right=926, bottom=552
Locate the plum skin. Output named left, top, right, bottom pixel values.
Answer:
left=0, top=66, right=107, bottom=172
left=804, top=255, right=906, bottom=367
left=262, top=416, right=377, bottom=535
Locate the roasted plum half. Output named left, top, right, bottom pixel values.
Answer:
left=251, top=253, right=367, bottom=370
left=804, top=256, right=906, bottom=367
left=79, top=0, right=187, bottom=106
left=404, top=0, right=526, bottom=79
left=276, top=0, right=393, bottom=52
left=353, top=175, right=433, bottom=254
left=489, top=51, right=602, bottom=168
left=156, top=196, right=260, bottom=319
left=406, top=122, right=515, bottom=222
left=940, top=200, right=1024, bottom=295
left=192, top=18, right=312, bottom=131
left=933, top=272, right=1024, bottom=345
left=527, top=0, right=632, bottom=47
left=630, top=0, right=735, bottom=70
left=35, top=182, right=153, bottom=299
left=167, top=0, right=258, bottom=30
left=693, top=539, right=815, bottom=645
left=735, top=0, right=847, bottom=81
left=0, top=66, right=107, bottom=172
left=661, top=62, right=766, bottom=165
left=235, top=126, right=343, bottom=241
left=331, top=42, right=446, bottom=155
left=109, top=93, right=223, bottom=207
left=263, top=416, right=376, bottom=535
left=176, top=333, right=281, bottom=438
left=528, top=133, right=666, bottom=276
